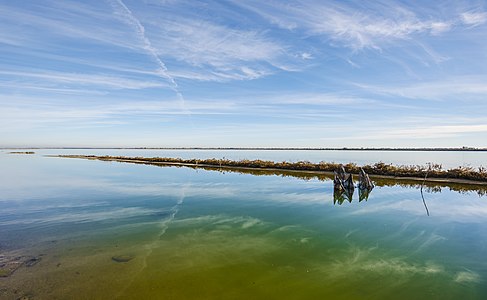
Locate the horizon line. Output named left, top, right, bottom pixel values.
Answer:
left=2, top=147, right=487, bottom=152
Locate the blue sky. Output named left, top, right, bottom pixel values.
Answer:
left=1, top=0, right=487, bottom=148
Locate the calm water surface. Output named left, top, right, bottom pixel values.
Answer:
left=1, top=151, right=487, bottom=299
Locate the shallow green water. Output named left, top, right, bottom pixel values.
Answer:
left=1, top=152, right=487, bottom=299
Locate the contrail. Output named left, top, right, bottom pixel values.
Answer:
left=108, top=0, right=190, bottom=114
left=158, top=186, right=185, bottom=238
left=113, top=186, right=187, bottom=298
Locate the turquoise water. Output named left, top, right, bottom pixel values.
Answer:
left=1, top=152, right=487, bottom=299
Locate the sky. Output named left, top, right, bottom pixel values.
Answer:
left=1, top=0, right=487, bottom=148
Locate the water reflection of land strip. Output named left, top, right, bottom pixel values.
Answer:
left=54, top=155, right=487, bottom=197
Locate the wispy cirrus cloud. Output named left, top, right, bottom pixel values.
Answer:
left=310, top=112, right=487, bottom=145
left=461, top=11, right=487, bottom=26
left=0, top=91, right=367, bottom=129
left=0, top=70, right=167, bottom=90
left=154, top=19, right=283, bottom=66
left=142, top=17, right=293, bottom=81
left=0, top=94, right=244, bottom=133
left=354, top=76, right=487, bottom=100
left=363, top=124, right=487, bottom=140
left=0, top=2, right=135, bottom=50
left=0, top=1, right=301, bottom=85
left=233, top=1, right=485, bottom=51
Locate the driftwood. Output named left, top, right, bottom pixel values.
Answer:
left=334, top=165, right=354, bottom=190
left=358, top=168, right=374, bottom=190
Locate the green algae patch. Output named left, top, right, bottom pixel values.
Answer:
left=0, top=268, right=11, bottom=277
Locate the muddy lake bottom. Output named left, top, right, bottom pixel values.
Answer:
left=1, top=152, right=487, bottom=299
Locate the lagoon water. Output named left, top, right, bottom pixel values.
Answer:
left=1, top=151, right=487, bottom=299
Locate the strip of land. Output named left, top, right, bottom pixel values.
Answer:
left=55, top=155, right=487, bottom=186
left=8, top=151, right=35, bottom=154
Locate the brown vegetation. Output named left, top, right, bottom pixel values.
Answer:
left=8, top=151, right=35, bottom=154
left=65, top=155, right=487, bottom=182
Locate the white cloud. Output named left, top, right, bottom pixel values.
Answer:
left=393, top=124, right=487, bottom=138
left=299, top=52, right=313, bottom=60
left=429, top=22, right=452, bottom=35
left=461, top=11, right=487, bottom=26
left=0, top=70, right=167, bottom=90
left=346, top=58, right=360, bottom=68
left=167, top=68, right=272, bottom=82
left=1, top=91, right=283, bottom=135
left=145, top=18, right=287, bottom=80
left=308, top=10, right=447, bottom=50
left=263, top=92, right=375, bottom=106
left=115, top=2, right=304, bottom=81
left=0, top=2, right=293, bottom=84
left=0, top=91, right=371, bottom=131
left=0, top=2, right=138, bottom=51
left=348, top=123, right=487, bottom=141
left=233, top=1, right=482, bottom=51
left=355, top=76, right=487, bottom=99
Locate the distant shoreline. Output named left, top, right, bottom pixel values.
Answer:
left=4, top=147, right=487, bottom=151
left=8, top=151, right=35, bottom=154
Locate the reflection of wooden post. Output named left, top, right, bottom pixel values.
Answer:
left=359, top=187, right=371, bottom=202
left=333, top=185, right=354, bottom=204
left=334, top=165, right=355, bottom=203
left=421, top=170, right=430, bottom=216
left=344, top=174, right=354, bottom=190
left=333, top=188, right=346, bottom=205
